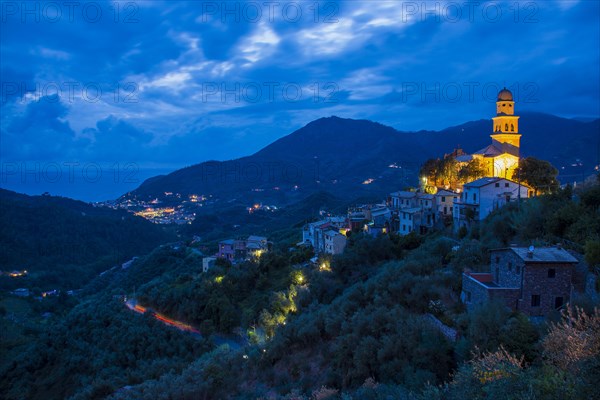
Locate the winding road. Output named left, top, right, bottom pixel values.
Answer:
left=124, top=298, right=245, bottom=349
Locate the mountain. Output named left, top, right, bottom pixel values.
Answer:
left=415, top=112, right=599, bottom=178
left=122, top=114, right=599, bottom=205
left=0, top=189, right=175, bottom=291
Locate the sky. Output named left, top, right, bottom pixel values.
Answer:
left=1, top=0, right=599, bottom=200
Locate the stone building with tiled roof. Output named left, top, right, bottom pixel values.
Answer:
left=462, top=246, right=578, bottom=317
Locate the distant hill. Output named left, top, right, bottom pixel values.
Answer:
left=415, top=112, right=599, bottom=181
left=0, top=189, right=175, bottom=291
left=122, top=114, right=599, bottom=205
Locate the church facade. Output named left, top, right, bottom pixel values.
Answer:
left=458, top=88, right=521, bottom=179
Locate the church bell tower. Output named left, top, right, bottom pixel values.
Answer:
left=490, top=88, right=521, bottom=155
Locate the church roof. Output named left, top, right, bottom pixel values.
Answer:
left=497, top=88, right=513, bottom=101
left=472, top=144, right=503, bottom=157
left=456, top=154, right=473, bottom=162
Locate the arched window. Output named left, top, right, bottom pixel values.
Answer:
left=511, top=124, right=514, bottom=132
left=505, top=123, right=509, bottom=131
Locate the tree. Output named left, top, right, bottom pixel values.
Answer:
left=458, top=159, right=486, bottom=184
left=420, top=158, right=441, bottom=186
left=439, top=157, right=459, bottom=188
left=584, top=240, right=600, bottom=270
left=512, top=157, right=559, bottom=195
left=543, top=306, right=600, bottom=371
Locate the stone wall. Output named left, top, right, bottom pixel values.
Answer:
left=488, top=288, right=521, bottom=310
left=491, top=249, right=525, bottom=288
left=518, top=263, right=573, bottom=316
left=462, top=274, right=490, bottom=311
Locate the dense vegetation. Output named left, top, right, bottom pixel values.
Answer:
left=0, top=294, right=212, bottom=400
left=0, top=189, right=175, bottom=292
left=1, top=181, right=599, bottom=399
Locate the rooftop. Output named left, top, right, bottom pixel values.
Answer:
left=473, top=144, right=503, bottom=157
left=390, top=191, right=417, bottom=198
left=400, top=207, right=422, bottom=214
left=324, top=229, right=342, bottom=237
left=464, top=177, right=504, bottom=188
left=495, top=247, right=579, bottom=263
left=247, top=235, right=267, bottom=242
left=436, top=189, right=457, bottom=196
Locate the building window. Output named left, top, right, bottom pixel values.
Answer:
left=495, top=256, right=500, bottom=264
left=444, top=206, right=447, bottom=214
left=548, top=268, right=556, bottom=278
left=516, top=265, right=521, bottom=274
left=441, top=196, right=446, bottom=202
left=473, top=193, right=477, bottom=202
left=505, top=183, right=509, bottom=187
left=531, top=295, right=541, bottom=307
left=508, top=262, right=512, bottom=272
left=495, top=183, right=500, bottom=187
left=467, top=291, right=471, bottom=302
left=554, top=297, right=564, bottom=309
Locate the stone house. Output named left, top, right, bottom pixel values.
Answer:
left=462, top=246, right=578, bottom=317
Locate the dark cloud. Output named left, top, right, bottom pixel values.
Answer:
left=0, top=0, right=598, bottom=170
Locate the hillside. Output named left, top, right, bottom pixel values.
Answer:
left=122, top=115, right=599, bottom=206
left=0, top=189, right=175, bottom=291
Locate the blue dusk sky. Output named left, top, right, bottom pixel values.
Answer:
left=1, top=0, right=599, bottom=200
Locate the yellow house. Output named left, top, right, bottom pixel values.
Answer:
left=459, top=88, right=521, bottom=179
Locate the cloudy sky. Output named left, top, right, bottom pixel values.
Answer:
left=1, top=0, right=599, bottom=198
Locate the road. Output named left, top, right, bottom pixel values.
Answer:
left=124, top=299, right=245, bottom=350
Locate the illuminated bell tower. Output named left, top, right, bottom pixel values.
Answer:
left=491, top=88, right=521, bottom=155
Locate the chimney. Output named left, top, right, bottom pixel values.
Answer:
left=527, top=245, right=535, bottom=258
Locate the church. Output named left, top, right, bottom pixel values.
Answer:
left=457, top=88, right=521, bottom=179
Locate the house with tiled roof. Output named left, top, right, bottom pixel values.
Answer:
left=462, top=246, right=579, bottom=317
left=453, top=177, right=531, bottom=229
